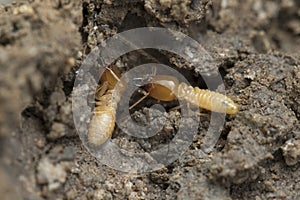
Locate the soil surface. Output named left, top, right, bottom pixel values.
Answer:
left=0, top=0, right=299, bottom=199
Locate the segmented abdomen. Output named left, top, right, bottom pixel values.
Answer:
left=88, top=90, right=120, bottom=146
left=176, top=82, right=238, bottom=114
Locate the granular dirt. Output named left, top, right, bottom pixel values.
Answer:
left=0, top=0, right=299, bottom=199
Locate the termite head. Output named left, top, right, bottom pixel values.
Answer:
left=100, top=66, right=126, bottom=92
left=145, top=75, right=179, bottom=101
left=133, top=74, right=178, bottom=101
left=100, top=66, right=122, bottom=89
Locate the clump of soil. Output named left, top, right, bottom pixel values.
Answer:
left=0, top=0, right=299, bottom=199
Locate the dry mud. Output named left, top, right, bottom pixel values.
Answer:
left=0, top=0, right=299, bottom=199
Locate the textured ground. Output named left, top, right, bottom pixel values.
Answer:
left=0, top=0, right=299, bottom=199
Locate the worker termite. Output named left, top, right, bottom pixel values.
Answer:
left=144, top=75, right=238, bottom=115
left=88, top=67, right=123, bottom=146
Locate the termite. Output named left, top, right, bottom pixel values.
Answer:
left=144, top=75, right=238, bottom=115
left=88, top=67, right=238, bottom=146
left=88, top=67, right=123, bottom=146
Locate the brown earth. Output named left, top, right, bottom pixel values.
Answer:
left=0, top=0, right=299, bottom=199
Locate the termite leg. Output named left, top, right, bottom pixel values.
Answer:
left=95, top=81, right=109, bottom=99
left=169, top=105, right=209, bottom=117
left=197, top=112, right=209, bottom=117
left=169, top=104, right=209, bottom=117
left=169, top=105, right=182, bottom=112
left=88, top=82, right=109, bottom=105
left=129, top=89, right=150, bottom=110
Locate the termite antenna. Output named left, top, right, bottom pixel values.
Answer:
left=132, top=77, right=145, bottom=87
left=131, top=69, right=157, bottom=87
left=129, top=89, right=150, bottom=110
left=106, top=67, right=121, bottom=82
left=151, top=66, right=157, bottom=76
